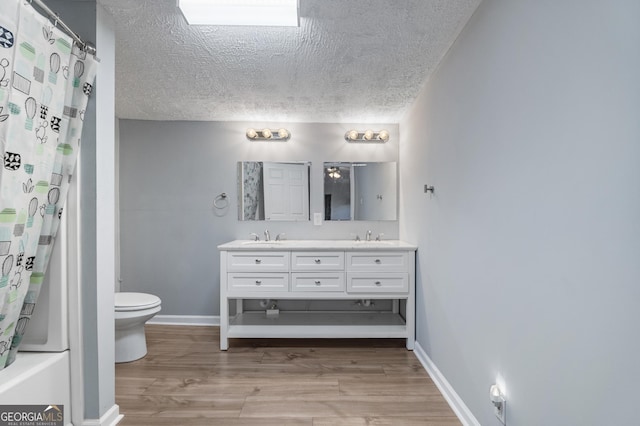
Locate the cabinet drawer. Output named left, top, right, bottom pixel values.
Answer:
left=347, top=272, right=409, bottom=293
left=227, top=252, right=289, bottom=272
left=291, top=252, right=345, bottom=271
left=346, top=252, right=410, bottom=272
left=227, top=273, right=289, bottom=291
left=292, top=273, right=345, bottom=292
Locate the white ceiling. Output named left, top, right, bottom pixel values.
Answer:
left=98, top=0, right=481, bottom=123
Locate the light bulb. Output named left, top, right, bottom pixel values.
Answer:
left=378, top=129, right=390, bottom=142
left=347, top=130, right=359, bottom=140
left=489, top=385, right=503, bottom=403
left=262, top=128, right=272, bottom=139
left=246, top=128, right=257, bottom=139
left=278, top=128, right=289, bottom=139
left=363, top=130, right=374, bottom=140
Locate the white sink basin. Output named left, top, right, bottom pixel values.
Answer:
left=354, top=240, right=397, bottom=246
left=240, top=240, right=282, bottom=247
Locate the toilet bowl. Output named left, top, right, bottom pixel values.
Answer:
left=114, top=292, right=161, bottom=363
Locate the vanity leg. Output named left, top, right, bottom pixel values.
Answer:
left=406, top=255, right=416, bottom=350
left=220, top=252, right=229, bottom=351
left=220, top=297, right=229, bottom=351
left=406, top=297, right=415, bottom=350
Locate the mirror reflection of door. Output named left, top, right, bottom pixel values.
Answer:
left=263, top=162, right=310, bottom=221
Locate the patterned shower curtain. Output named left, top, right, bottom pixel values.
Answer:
left=0, top=0, right=97, bottom=370
left=242, top=161, right=263, bottom=220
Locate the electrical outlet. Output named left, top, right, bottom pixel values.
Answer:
left=313, top=212, right=322, bottom=226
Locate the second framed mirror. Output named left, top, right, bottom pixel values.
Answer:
left=323, top=162, right=397, bottom=221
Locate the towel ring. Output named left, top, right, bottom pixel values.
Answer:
left=213, top=193, right=229, bottom=209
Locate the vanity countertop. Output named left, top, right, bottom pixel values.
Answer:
left=218, top=239, right=417, bottom=251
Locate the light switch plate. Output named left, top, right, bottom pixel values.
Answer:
left=313, top=212, right=322, bottom=226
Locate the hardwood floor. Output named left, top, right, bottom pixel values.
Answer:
left=115, top=325, right=461, bottom=425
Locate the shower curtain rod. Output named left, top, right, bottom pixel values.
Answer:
left=30, top=0, right=98, bottom=57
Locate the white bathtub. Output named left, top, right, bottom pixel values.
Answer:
left=0, top=351, right=71, bottom=425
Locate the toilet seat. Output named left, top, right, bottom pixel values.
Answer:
left=115, top=292, right=161, bottom=312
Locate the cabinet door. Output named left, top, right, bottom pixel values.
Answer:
left=228, top=273, right=289, bottom=291
left=346, top=252, right=409, bottom=272
left=291, top=252, right=345, bottom=271
left=347, top=272, right=409, bottom=293
left=227, top=251, right=289, bottom=271
left=292, top=273, right=345, bottom=292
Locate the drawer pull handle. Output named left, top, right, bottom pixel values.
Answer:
left=255, top=280, right=262, bottom=285
left=315, top=280, right=321, bottom=285
left=314, top=259, right=321, bottom=264
left=375, top=259, right=381, bottom=264
left=255, top=259, right=262, bottom=264
left=375, top=281, right=382, bottom=286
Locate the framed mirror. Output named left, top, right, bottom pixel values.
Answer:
left=323, top=162, right=397, bottom=221
left=238, top=161, right=311, bottom=221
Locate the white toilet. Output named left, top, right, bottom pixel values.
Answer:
left=114, top=292, right=161, bottom=363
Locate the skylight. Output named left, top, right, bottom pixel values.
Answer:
left=177, top=0, right=300, bottom=27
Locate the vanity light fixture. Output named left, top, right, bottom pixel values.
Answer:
left=345, top=129, right=390, bottom=143
left=246, top=127, right=291, bottom=141
left=177, top=0, right=300, bottom=27
left=489, top=384, right=506, bottom=424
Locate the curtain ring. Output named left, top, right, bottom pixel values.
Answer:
left=213, top=193, right=229, bottom=209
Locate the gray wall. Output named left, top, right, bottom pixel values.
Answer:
left=119, top=121, right=399, bottom=315
left=400, top=0, right=640, bottom=424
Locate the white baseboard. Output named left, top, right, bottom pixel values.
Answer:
left=82, top=404, right=123, bottom=426
left=414, top=342, right=480, bottom=426
left=148, top=315, right=219, bottom=326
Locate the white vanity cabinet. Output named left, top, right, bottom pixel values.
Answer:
left=218, top=240, right=417, bottom=350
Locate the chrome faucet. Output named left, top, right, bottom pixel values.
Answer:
left=366, top=230, right=372, bottom=241
left=264, top=230, right=271, bottom=241
left=249, top=232, right=260, bottom=241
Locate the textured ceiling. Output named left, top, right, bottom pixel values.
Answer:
left=98, top=0, right=481, bottom=123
